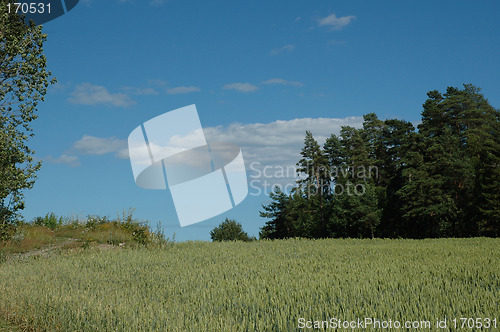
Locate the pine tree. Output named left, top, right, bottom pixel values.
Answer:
left=259, top=187, right=295, bottom=239
left=400, top=84, right=499, bottom=237
left=295, top=131, right=330, bottom=237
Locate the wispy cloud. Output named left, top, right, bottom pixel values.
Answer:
left=44, top=154, right=80, bottom=167
left=223, top=83, right=259, bottom=93
left=69, top=83, right=135, bottom=107
left=166, top=86, right=201, bottom=95
left=123, top=87, right=159, bottom=95
left=148, top=79, right=168, bottom=86
left=204, top=117, right=363, bottom=167
left=318, top=14, right=355, bottom=31
left=262, top=78, right=304, bottom=87
left=122, top=116, right=363, bottom=185
left=73, top=135, right=128, bottom=158
left=65, top=116, right=362, bottom=164
left=64, top=117, right=364, bottom=189
left=206, top=116, right=364, bottom=188
left=270, top=44, right=295, bottom=55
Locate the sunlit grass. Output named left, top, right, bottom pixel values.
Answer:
left=0, top=238, right=498, bottom=331
left=0, top=211, right=162, bottom=254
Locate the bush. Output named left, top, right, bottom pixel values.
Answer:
left=85, top=215, right=108, bottom=230
left=149, top=221, right=175, bottom=249
left=116, top=209, right=150, bottom=245
left=33, top=212, right=63, bottom=230
left=210, top=218, right=252, bottom=242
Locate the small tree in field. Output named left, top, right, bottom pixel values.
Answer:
left=210, top=218, right=252, bottom=242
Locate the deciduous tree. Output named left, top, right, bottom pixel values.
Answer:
left=0, top=4, right=55, bottom=238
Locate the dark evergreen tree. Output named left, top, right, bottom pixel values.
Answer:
left=377, top=119, right=416, bottom=237
left=399, top=84, right=499, bottom=237
left=260, top=84, right=498, bottom=239
left=259, top=187, right=295, bottom=239
left=295, top=131, right=330, bottom=237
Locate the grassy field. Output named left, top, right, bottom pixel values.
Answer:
left=0, top=238, right=498, bottom=331
left=0, top=317, right=18, bottom=332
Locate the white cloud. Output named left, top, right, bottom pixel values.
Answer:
left=69, top=83, right=135, bottom=107
left=262, top=78, right=304, bottom=87
left=71, top=117, right=363, bottom=168
left=45, top=154, right=80, bottom=167
left=223, top=83, right=259, bottom=93
left=166, top=86, right=201, bottom=95
left=270, top=44, right=295, bottom=55
left=203, top=116, right=364, bottom=189
left=123, top=87, right=159, bottom=95
left=318, top=14, right=355, bottom=31
left=73, top=135, right=128, bottom=158
left=203, top=116, right=363, bottom=166
left=67, top=116, right=363, bottom=169
left=66, top=116, right=363, bottom=188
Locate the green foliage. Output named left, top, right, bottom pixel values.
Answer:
left=259, top=187, right=295, bottom=239
left=296, top=130, right=330, bottom=197
left=149, top=221, right=175, bottom=249
left=0, top=2, right=56, bottom=235
left=0, top=238, right=497, bottom=330
left=115, top=209, right=150, bottom=245
left=0, top=211, right=170, bottom=253
left=210, top=218, right=252, bottom=242
left=0, top=222, right=15, bottom=241
left=84, top=214, right=108, bottom=230
left=33, top=212, right=64, bottom=230
left=260, top=84, right=499, bottom=239
left=400, top=84, right=499, bottom=237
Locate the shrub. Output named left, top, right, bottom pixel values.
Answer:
left=149, top=221, right=175, bottom=249
left=210, top=218, right=252, bottom=242
left=116, top=209, right=151, bottom=245
left=32, top=212, right=63, bottom=230
left=85, top=215, right=108, bottom=231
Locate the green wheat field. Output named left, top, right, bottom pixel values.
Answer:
left=0, top=238, right=499, bottom=331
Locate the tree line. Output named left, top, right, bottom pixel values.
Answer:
left=260, top=85, right=499, bottom=239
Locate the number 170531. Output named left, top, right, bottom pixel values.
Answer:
left=451, top=318, right=497, bottom=329
left=7, top=2, right=51, bottom=14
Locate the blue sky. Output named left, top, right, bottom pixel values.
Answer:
left=21, top=0, right=500, bottom=241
